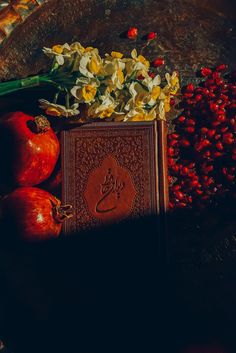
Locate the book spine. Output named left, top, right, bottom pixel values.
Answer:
left=157, top=120, right=169, bottom=263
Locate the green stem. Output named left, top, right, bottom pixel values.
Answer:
left=0, top=75, right=55, bottom=97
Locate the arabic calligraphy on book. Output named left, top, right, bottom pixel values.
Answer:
left=84, top=155, right=136, bottom=223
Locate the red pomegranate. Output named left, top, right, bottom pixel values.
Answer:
left=0, top=112, right=59, bottom=187
left=2, top=187, right=72, bottom=241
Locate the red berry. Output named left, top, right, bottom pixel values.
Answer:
left=186, top=119, right=196, bottom=126
left=195, top=94, right=202, bottom=102
left=146, top=32, right=157, bottom=40
left=127, top=27, right=138, bottom=39
left=201, top=67, right=212, bottom=77
left=196, top=189, right=204, bottom=195
left=226, top=174, right=235, bottom=182
left=186, top=83, right=194, bottom=92
left=178, top=116, right=186, bottom=123
left=216, top=142, right=224, bottom=150
left=216, top=64, right=228, bottom=72
left=169, top=133, right=179, bottom=139
left=172, top=184, right=181, bottom=191
left=185, top=127, right=195, bottom=134
left=137, top=75, right=145, bottom=80
left=151, top=58, right=165, bottom=67
left=179, top=202, right=187, bottom=208
left=174, top=191, right=184, bottom=200
left=168, top=147, right=175, bottom=156
left=181, top=167, right=189, bottom=175
left=148, top=71, right=156, bottom=79
left=207, top=129, right=216, bottom=138
left=214, top=151, right=223, bottom=158
left=180, top=139, right=190, bottom=147
left=214, top=134, right=221, bottom=140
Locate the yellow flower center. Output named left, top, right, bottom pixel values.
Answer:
left=99, top=107, right=114, bottom=118
left=85, top=47, right=94, bottom=52
left=117, top=68, right=125, bottom=85
left=137, top=55, right=150, bottom=69
left=170, top=76, right=180, bottom=95
left=52, top=45, right=63, bottom=54
left=151, top=86, right=161, bottom=100
left=131, top=113, right=145, bottom=121
left=89, top=56, right=100, bottom=74
left=82, top=85, right=97, bottom=102
left=45, top=107, right=62, bottom=117
left=111, top=51, right=123, bottom=59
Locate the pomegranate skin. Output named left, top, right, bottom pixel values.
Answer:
left=2, top=187, right=63, bottom=241
left=0, top=111, right=59, bottom=187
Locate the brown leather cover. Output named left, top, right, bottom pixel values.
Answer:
left=61, top=121, right=167, bottom=234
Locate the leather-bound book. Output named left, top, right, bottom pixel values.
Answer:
left=61, top=121, right=168, bottom=234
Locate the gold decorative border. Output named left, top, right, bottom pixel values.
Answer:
left=0, top=0, right=45, bottom=44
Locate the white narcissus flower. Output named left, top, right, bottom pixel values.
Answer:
left=87, top=93, right=118, bottom=119
left=71, top=77, right=100, bottom=104
left=102, top=52, right=126, bottom=91
left=124, top=107, right=157, bottom=122
left=164, top=71, right=180, bottom=95
left=43, top=43, right=72, bottom=65
left=78, top=48, right=103, bottom=78
left=39, top=99, right=79, bottom=117
left=141, top=74, right=162, bottom=106
left=125, top=81, right=149, bottom=111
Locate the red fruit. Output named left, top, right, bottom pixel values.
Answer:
left=168, top=158, right=175, bottom=166
left=185, top=127, right=195, bottom=134
left=223, top=132, right=234, bottom=144
left=174, top=190, right=184, bottom=200
left=195, top=94, right=202, bottom=102
left=216, top=142, right=224, bottom=150
left=209, top=102, right=219, bottom=112
left=2, top=187, right=72, bottom=241
left=40, top=163, right=62, bottom=196
left=177, top=116, right=186, bottom=123
left=170, top=133, right=179, bottom=139
left=226, top=174, right=235, bottom=182
left=214, top=151, right=223, bottom=158
left=151, top=58, right=165, bottom=67
left=148, top=71, right=156, bottom=79
left=181, top=167, right=189, bottom=175
left=137, top=75, right=145, bottom=80
left=167, top=147, right=175, bottom=156
left=216, top=114, right=226, bottom=123
left=201, top=67, right=212, bottom=77
left=180, top=139, right=190, bottom=147
left=185, top=83, right=195, bottom=92
left=146, top=32, right=157, bottom=40
left=201, top=127, right=208, bottom=134
left=207, top=129, right=216, bottom=138
left=172, top=184, right=181, bottom=191
left=216, top=64, right=228, bottom=72
left=186, top=119, right=196, bottom=126
left=0, top=112, right=59, bottom=187
left=127, top=27, right=138, bottom=39
left=195, top=189, right=203, bottom=195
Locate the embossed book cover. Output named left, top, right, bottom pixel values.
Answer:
left=61, top=121, right=168, bottom=234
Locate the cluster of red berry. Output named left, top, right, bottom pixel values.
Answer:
left=168, top=65, right=236, bottom=209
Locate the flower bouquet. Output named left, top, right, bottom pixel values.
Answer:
left=0, top=41, right=179, bottom=121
